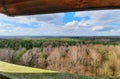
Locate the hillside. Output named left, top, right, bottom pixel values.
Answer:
left=0, top=61, right=119, bottom=79
left=0, top=38, right=120, bottom=78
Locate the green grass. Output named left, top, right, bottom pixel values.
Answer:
left=0, top=61, right=119, bottom=79
left=0, top=61, right=55, bottom=73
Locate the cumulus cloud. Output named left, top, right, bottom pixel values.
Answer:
left=0, top=13, right=65, bottom=36
left=0, top=10, right=120, bottom=36
left=75, top=10, right=120, bottom=26
left=92, top=26, right=105, bottom=31
left=91, top=25, right=115, bottom=32
left=0, top=13, right=64, bottom=24
left=74, top=10, right=120, bottom=35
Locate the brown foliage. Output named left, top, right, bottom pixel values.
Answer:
left=0, top=44, right=120, bottom=77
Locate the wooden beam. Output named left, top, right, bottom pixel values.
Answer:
left=0, top=0, right=120, bottom=16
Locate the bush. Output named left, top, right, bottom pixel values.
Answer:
left=98, top=63, right=113, bottom=77
left=40, top=52, right=47, bottom=61
left=14, top=48, right=26, bottom=63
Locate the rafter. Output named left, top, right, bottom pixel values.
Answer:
left=0, top=0, right=120, bottom=16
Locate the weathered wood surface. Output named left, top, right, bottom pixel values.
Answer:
left=0, top=0, right=120, bottom=16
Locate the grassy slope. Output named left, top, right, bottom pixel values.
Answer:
left=0, top=61, right=119, bottom=79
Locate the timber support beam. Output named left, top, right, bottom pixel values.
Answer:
left=0, top=0, right=120, bottom=16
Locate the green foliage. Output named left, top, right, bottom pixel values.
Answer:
left=0, top=37, right=119, bottom=50
left=14, top=48, right=26, bottom=63
left=40, top=52, right=47, bottom=61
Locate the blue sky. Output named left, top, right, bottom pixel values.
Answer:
left=0, top=10, right=120, bottom=36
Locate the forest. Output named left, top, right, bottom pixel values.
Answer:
left=0, top=36, right=119, bottom=50
left=0, top=37, right=120, bottom=77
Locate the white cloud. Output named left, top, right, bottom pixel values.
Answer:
left=74, top=10, right=120, bottom=35
left=0, top=10, right=120, bottom=36
left=0, top=13, right=65, bottom=36
left=0, top=13, right=64, bottom=24
left=92, top=26, right=105, bottom=31
left=65, top=20, right=78, bottom=27
left=75, top=10, right=120, bottom=26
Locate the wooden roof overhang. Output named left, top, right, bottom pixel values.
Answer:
left=0, top=0, right=120, bottom=16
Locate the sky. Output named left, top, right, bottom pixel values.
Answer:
left=0, top=10, right=120, bottom=36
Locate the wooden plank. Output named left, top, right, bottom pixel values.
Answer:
left=0, top=0, right=120, bottom=16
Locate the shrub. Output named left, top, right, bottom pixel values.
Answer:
left=40, top=52, right=47, bottom=61
left=14, top=48, right=26, bottom=63
left=98, top=63, right=113, bottom=77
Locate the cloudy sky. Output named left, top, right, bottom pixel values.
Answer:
left=0, top=10, right=120, bottom=36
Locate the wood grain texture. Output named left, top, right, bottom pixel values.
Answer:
left=0, top=0, right=120, bottom=16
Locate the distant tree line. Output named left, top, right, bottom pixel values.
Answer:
left=0, top=37, right=119, bottom=50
